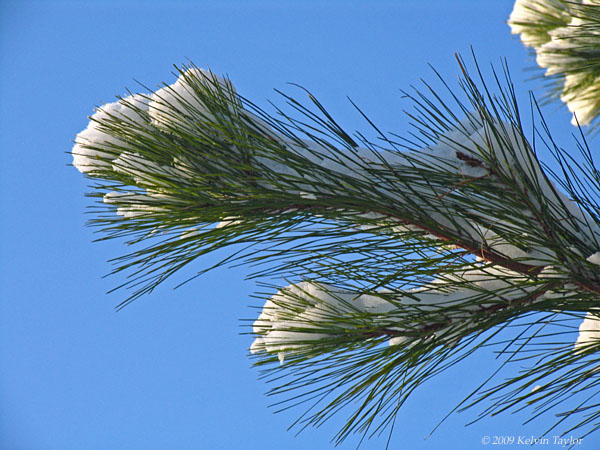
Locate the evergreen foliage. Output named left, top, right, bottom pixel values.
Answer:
left=72, top=3, right=600, bottom=446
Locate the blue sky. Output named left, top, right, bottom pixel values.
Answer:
left=1, top=1, right=598, bottom=449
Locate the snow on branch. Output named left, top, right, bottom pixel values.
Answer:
left=72, top=60, right=600, bottom=441
left=250, top=263, right=550, bottom=364
left=509, top=0, right=600, bottom=126
left=72, top=94, right=151, bottom=174
left=72, top=64, right=600, bottom=330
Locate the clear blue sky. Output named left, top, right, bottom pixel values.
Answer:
left=1, top=1, right=597, bottom=449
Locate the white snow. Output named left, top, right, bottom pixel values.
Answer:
left=575, top=312, right=600, bottom=352
left=180, top=228, right=200, bottom=240
left=72, top=94, right=149, bottom=173
left=103, top=191, right=164, bottom=219
left=111, top=151, right=193, bottom=189
left=560, top=73, right=600, bottom=126
left=216, top=217, right=243, bottom=228
left=539, top=265, right=568, bottom=279
left=510, top=0, right=600, bottom=125
left=251, top=264, right=534, bottom=363
left=587, top=252, right=600, bottom=265
left=508, top=0, right=570, bottom=47
left=250, top=282, right=400, bottom=363
left=531, top=5, right=598, bottom=121
left=148, top=68, right=236, bottom=134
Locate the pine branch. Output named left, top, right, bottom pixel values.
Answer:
left=72, top=57, right=600, bottom=445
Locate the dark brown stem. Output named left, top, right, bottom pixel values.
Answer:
left=255, top=202, right=545, bottom=276
left=368, top=209, right=545, bottom=276
left=576, top=281, right=600, bottom=296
